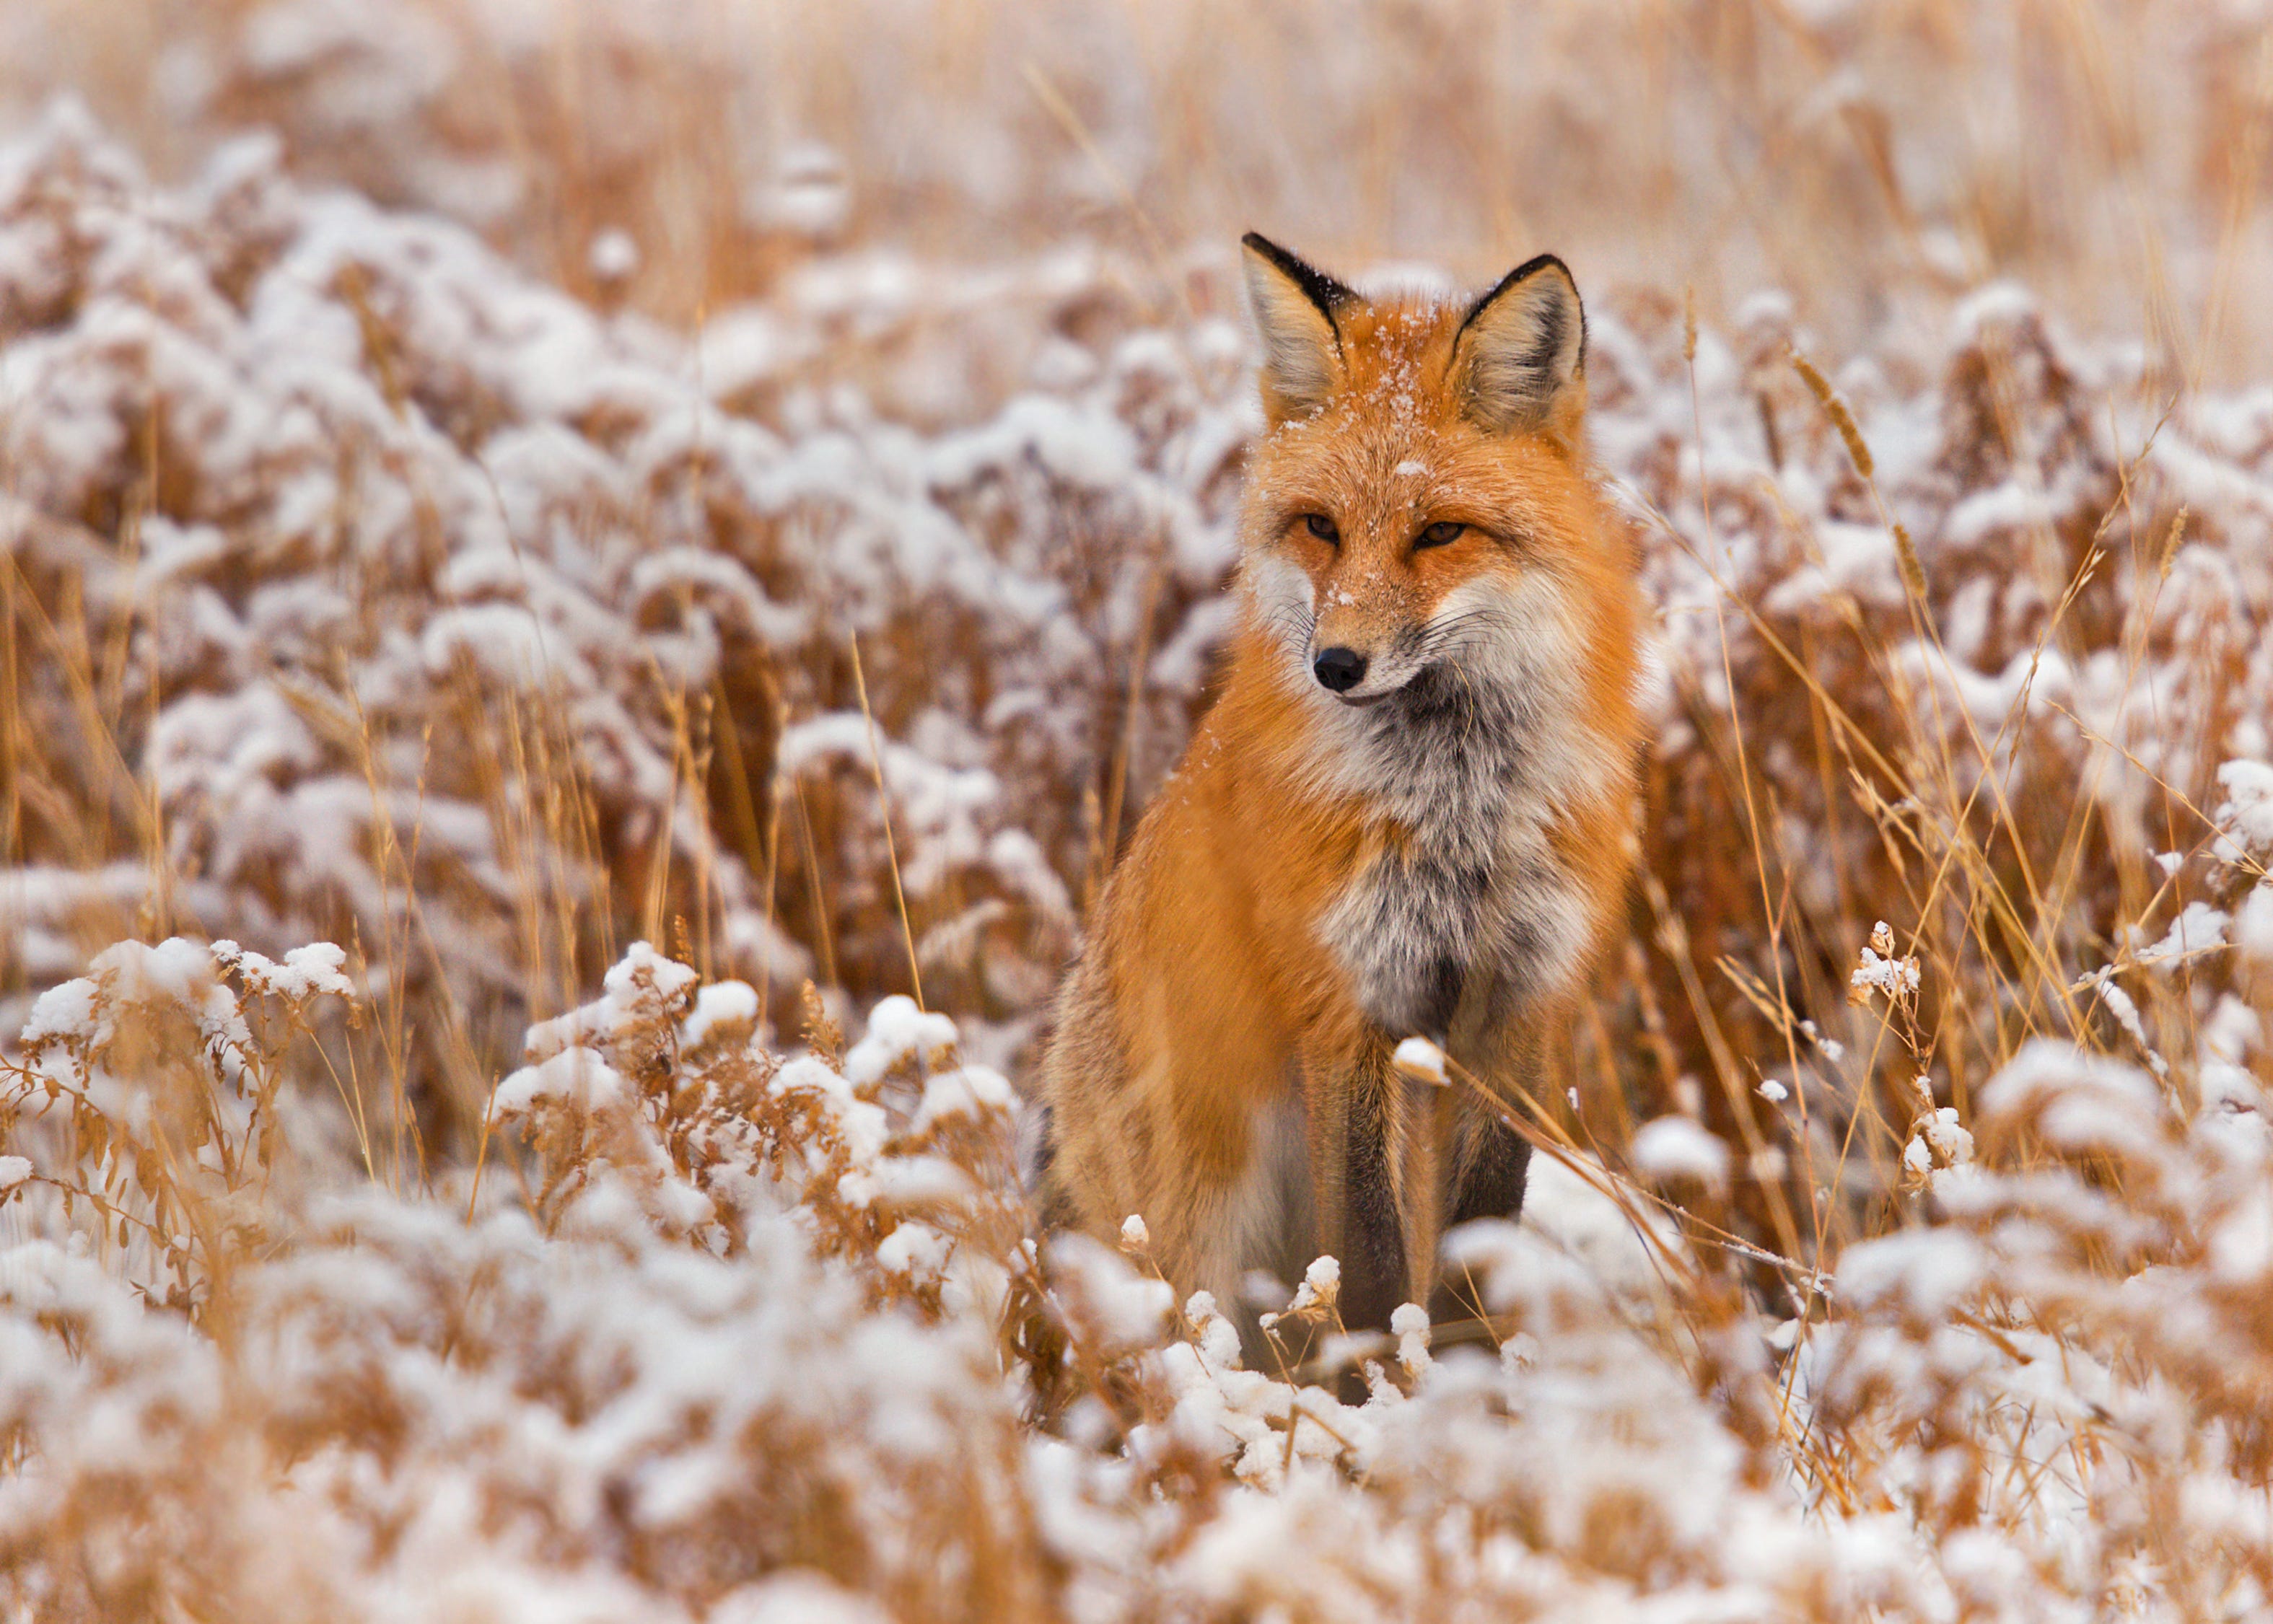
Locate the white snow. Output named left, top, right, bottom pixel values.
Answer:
left=1631, top=1116, right=1731, bottom=1190
left=1390, top=1036, right=1448, bottom=1084
left=2238, top=882, right=2273, bottom=966
left=682, top=980, right=761, bottom=1049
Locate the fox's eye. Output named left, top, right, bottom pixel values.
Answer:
left=1416, top=520, right=1466, bottom=549
left=1302, top=514, right=1340, bottom=545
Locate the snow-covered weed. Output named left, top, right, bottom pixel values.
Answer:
left=3, top=17, right=2273, bottom=1620
left=11, top=934, right=2270, bottom=1619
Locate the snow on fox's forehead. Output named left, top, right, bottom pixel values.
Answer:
left=1334, top=297, right=1476, bottom=440
left=1344, top=297, right=1454, bottom=383
left=1254, top=299, right=1455, bottom=450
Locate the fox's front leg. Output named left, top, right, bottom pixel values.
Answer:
left=1443, top=967, right=1545, bottom=1226
left=1427, top=970, right=1549, bottom=1328
left=1325, top=834, right=1497, bottom=1320
left=1392, top=1060, right=1460, bottom=1312
left=1299, top=1032, right=1409, bottom=1334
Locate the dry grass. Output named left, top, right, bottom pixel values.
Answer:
left=7, top=0, right=2272, bottom=369
left=1, top=1, right=2272, bottom=1618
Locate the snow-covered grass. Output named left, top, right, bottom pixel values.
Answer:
left=4, top=5, right=2273, bottom=1618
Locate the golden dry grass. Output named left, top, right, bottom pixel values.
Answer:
left=1, top=1, right=2272, bottom=1619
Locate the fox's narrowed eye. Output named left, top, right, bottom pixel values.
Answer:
left=1302, top=513, right=1341, bottom=545
left=1416, top=520, right=1466, bottom=549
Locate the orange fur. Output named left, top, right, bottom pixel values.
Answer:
left=1035, top=240, right=1647, bottom=1338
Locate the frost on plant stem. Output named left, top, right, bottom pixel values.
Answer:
left=1900, top=1075, right=1976, bottom=1198
left=1390, top=1035, right=1448, bottom=1084
left=1849, top=919, right=1922, bottom=1006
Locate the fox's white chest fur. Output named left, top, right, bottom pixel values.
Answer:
left=1262, top=562, right=1601, bottom=1038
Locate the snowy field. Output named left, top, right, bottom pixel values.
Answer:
left=4, top=2, right=2273, bottom=1619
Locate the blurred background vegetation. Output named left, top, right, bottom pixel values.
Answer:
left=7, top=0, right=2267, bottom=372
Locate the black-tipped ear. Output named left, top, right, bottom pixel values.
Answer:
left=1240, top=232, right=1356, bottom=422
left=1450, top=254, right=1586, bottom=436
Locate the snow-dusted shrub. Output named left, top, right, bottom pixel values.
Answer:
left=0, top=941, right=1054, bottom=1620
left=3, top=936, right=351, bottom=1311
left=8, top=98, right=2271, bottom=1219
left=11, top=938, right=2271, bottom=1619
left=1, top=44, right=2272, bottom=1620
left=0, top=105, right=1238, bottom=1129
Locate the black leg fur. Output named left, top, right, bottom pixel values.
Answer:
left=1434, top=1115, right=1531, bottom=1333
left=1025, top=1102, right=1082, bottom=1234
left=1339, top=1062, right=1408, bottom=1335
left=1450, top=1117, right=1531, bottom=1227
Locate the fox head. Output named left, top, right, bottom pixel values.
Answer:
left=1235, top=233, right=1631, bottom=719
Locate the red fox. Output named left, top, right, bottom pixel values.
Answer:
left=1034, top=234, right=1647, bottom=1340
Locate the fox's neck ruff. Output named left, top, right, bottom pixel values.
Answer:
left=1243, top=576, right=1603, bottom=1037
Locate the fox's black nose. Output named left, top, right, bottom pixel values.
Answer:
left=1313, top=647, right=1367, bottom=693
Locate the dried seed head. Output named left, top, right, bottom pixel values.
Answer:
left=1892, top=522, right=1929, bottom=599
left=1790, top=345, right=1874, bottom=479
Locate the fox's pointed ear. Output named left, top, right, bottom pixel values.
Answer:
left=1450, top=254, right=1586, bottom=440
left=1241, top=232, right=1355, bottom=423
